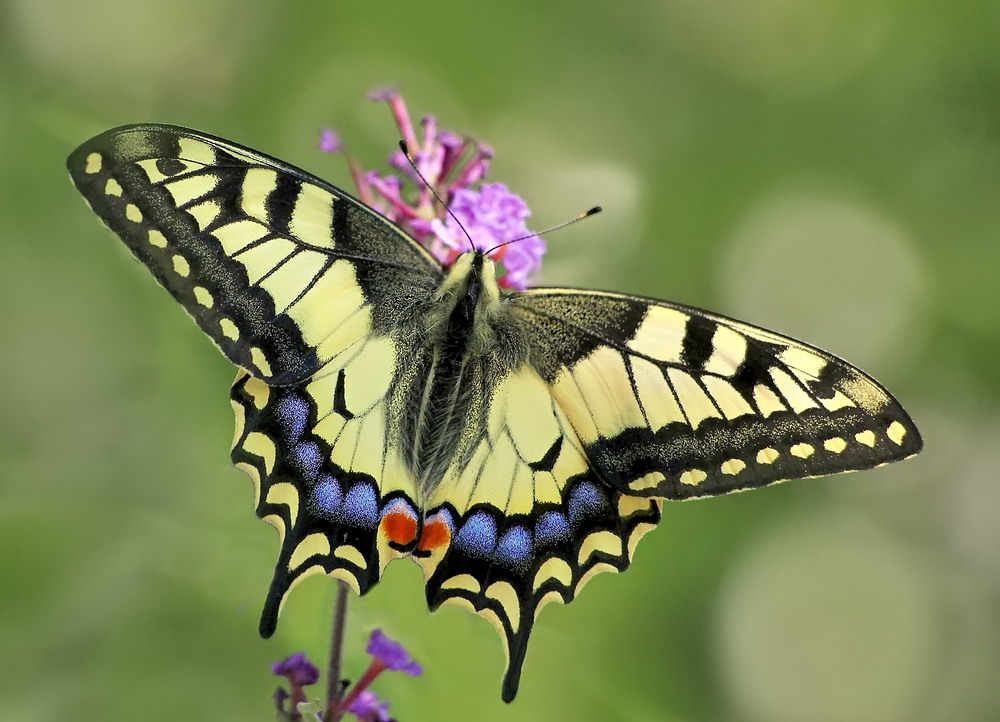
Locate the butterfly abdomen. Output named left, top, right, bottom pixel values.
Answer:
left=394, top=252, right=530, bottom=502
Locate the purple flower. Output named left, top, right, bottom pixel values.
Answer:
left=347, top=690, right=392, bottom=721
left=366, top=629, right=422, bottom=676
left=271, top=652, right=320, bottom=686
left=318, top=128, right=342, bottom=154
left=320, top=91, right=543, bottom=289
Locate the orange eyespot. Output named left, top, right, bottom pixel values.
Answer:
left=380, top=509, right=418, bottom=546
left=416, top=517, right=451, bottom=553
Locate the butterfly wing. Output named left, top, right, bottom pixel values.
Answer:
left=67, top=124, right=441, bottom=385
left=411, top=365, right=661, bottom=702
left=509, top=288, right=923, bottom=499
left=68, top=124, right=438, bottom=633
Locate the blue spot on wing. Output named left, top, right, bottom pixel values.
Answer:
left=274, top=395, right=310, bottom=442
left=454, top=512, right=497, bottom=558
left=496, top=526, right=532, bottom=570
left=311, top=475, right=342, bottom=519
left=289, top=441, right=323, bottom=481
left=568, top=481, right=609, bottom=528
left=534, top=511, right=571, bottom=547
left=342, top=483, right=378, bottom=528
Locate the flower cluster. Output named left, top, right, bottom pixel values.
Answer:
left=272, top=629, right=419, bottom=722
left=320, top=90, right=545, bottom=290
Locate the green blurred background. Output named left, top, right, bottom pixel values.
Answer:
left=2, top=1, right=998, bottom=720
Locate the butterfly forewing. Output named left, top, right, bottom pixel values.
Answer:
left=511, top=289, right=922, bottom=499
left=67, top=124, right=441, bottom=385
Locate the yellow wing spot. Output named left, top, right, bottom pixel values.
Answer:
left=264, top=480, right=299, bottom=524
left=679, top=469, right=708, bottom=486
left=177, top=137, right=218, bottom=165
left=260, top=512, right=286, bottom=544
left=887, top=421, right=907, bottom=445
left=618, top=495, right=656, bottom=517
left=703, top=325, right=748, bottom=377
left=219, top=317, right=240, bottom=341
left=84, top=152, right=102, bottom=174
left=855, top=430, right=877, bottom=448
left=289, top=533, right=331, bottom=571
left=288, top=181, right=336, bottom=246
left=188, top=199, right=222, bottom=230
left=824, top=437, right=848, bottom=454
left=533, top=557, right=573, bottom=591
left=753, top=384, right=786, bottom=417
left=818, top=389, right=857, bottom=412
left=626, top=305, right=688, bottom=363
left=535, top=590, right=566, bottom=615
left=790, top=442, right=815, bottom=459
left=441, top=574, right=481, bottom=594
left=578, top=531, right=623, bottom=566
left=148, top=229, right=168, bottom=248
left=172, top=255, right=190, bottom=277
left=251, top=347, right=272, bottom=377
left=629, top=470, right=665, bottom=492
left=125, top=203, right=143, bottom=223
left=244, top=430, right=277, bottom=475
left=721, top=458, right=746, bottom=476
left=244, top=378, right=270, bottom=410
left=193, top=286, right=214, bottom=308
left=135, top=158, right=174, bottom=184
left=105, top=178, right=123, bottom=196
left=756, top=447, right=780, bottom=464
left=485, top=581, right=521, bottom=633
left=333, top=544, right=368, bottom=568
left=241, top=167, right=279, bottom=219
left=326, top=567, right=361, bottom=596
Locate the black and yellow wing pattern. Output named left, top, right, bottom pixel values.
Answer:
left=68, top=124, right=921, bottom=702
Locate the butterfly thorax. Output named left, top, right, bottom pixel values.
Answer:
left=392, top=251, right=529, bottom=505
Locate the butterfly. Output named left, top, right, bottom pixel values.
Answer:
left=67, top=124, right=922, bottom=702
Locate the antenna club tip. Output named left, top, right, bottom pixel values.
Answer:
left=398, top=139, right=410, bottom=155
left=582, top=205, right=602, bottom=218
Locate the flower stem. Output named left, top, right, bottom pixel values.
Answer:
left=325, top=581, right=350, bottom=720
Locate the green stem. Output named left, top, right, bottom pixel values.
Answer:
left=325, top=581, right=350, bottom=721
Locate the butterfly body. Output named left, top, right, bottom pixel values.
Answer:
left=68, top=124, right=921, bottom=702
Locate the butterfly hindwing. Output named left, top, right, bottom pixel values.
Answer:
left=413, top=367, right=662, bottom=702
left=67, top=124, right=441, bottom=385
left=231, top=343, right=422, bottom=636
left=510, top=289, right=922, bottom=499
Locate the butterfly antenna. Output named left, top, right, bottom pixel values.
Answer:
left=398, top=140, right=477, bottom=250
left=399, top=140, right=602, bottom=255
left=485, top=205, right=602, bottom=255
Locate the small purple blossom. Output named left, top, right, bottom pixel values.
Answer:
left=321, top=90, right=543, bottom=289
left=366, top=629, right=422, bottom=676
left=318, top=128, right=342, bottom=154
left=272, top=652, right=320, bottom=686
left=347, top=690, right=392, bottom=722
